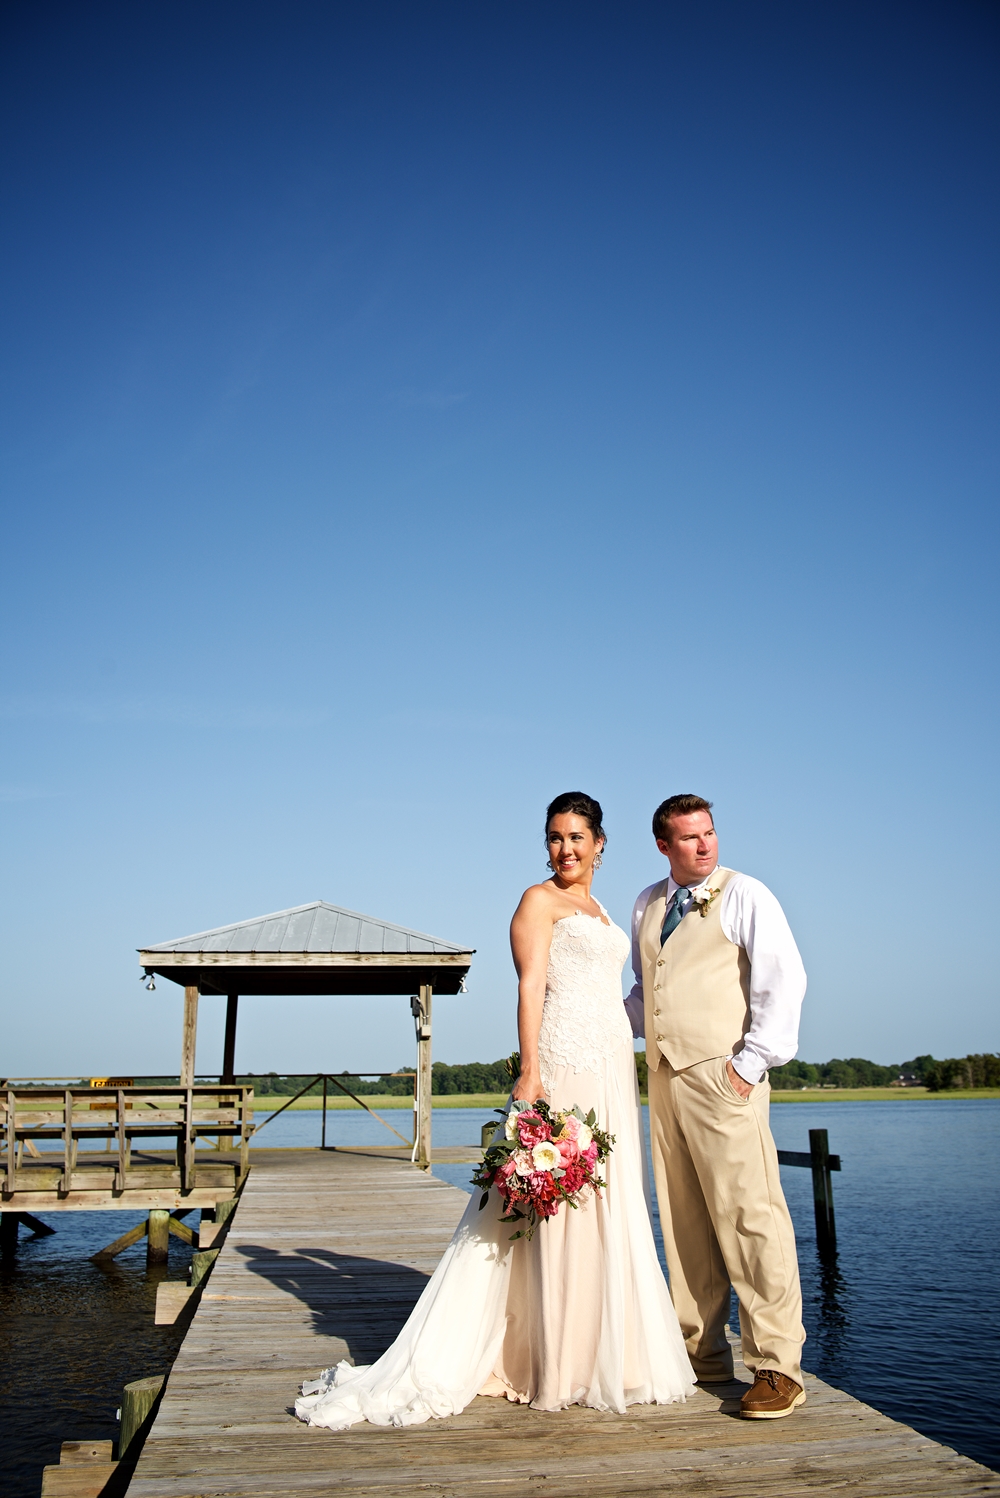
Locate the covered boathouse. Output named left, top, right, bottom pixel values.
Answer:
left=138, top=900, right=475, bottom=1167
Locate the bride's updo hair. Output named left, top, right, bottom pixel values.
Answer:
left=545, top=791, right=606, bottom=846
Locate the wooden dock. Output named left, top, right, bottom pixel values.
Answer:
left=1, top=1085, right=252, bottom=1213
left=129, top=1148, right=1000, bottom=1498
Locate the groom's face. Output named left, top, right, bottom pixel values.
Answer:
left=656, top=811, right=718, bottom=886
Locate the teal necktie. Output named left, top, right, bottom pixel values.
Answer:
left=660, top=886, right=691, bottom=946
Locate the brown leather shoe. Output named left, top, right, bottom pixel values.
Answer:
left=740, top=1368, right=806, bottom=1419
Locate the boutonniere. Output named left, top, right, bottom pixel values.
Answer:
left=690, top=886, right=720, bottom=918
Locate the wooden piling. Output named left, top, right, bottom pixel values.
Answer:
left=119, top=1374, right=165, bottom=1460
left=0, top=1211, right=18, bottom=1251
left=190, top=1247, right=219, bottom=1288
left=199, top=1191, right=239, bottom=1245
left=810, top=1126, right=837, bottom=1253
left=146, top=1209, right=170, bottom=1266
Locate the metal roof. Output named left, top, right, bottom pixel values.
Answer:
left=142, top=901, right=471, bottom=957
left=138, top=901, right=475, bottom=997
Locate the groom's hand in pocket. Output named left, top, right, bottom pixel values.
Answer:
left=725, top=1060, right=754, bottom=1100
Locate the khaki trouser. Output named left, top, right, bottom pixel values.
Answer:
left=647, top=1054, right=804, bottom=1385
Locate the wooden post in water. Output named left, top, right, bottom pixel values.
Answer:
left=809, top=1127, right=837, bottom=1253
left=119, top=1374, right=165, bottom=1460
left=146, top=1209, right=170, bottom=1266
left=180, top=986, right=199, bottom=1089
left=321, top=1075, right=328, bottom=1149
left=214, top=994, right=240, bottom=1151
left=190, top=1247, right=219, bottom=1288
left=0, top=1212, right=18, bottom=1252
left=412, top=984, right=433, bottom=1169
left=221, top=995, right=238, bottom=1084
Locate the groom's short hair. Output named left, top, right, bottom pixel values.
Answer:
left=653, top=794, right=714, bottom=842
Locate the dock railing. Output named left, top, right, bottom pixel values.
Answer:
left=0, top=1084, right=254, bottom=1198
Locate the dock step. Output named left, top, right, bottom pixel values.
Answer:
left=40, top=1442, right=117, bottom=1498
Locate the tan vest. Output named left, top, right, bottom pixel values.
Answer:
left=640, top=866, right=751, bottom=1072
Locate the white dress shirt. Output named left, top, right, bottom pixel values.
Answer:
left=624, top=866, right=806, bottom=1085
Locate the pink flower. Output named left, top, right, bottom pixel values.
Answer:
left=529, top=1172, right=561, bottom=1205
left=561, top=1162, right=586, bottom=1193
left=516, top=1111, right=551, bottom=1147
left=556, top=1135, right=580, bottom=1165
left=582, top=1142, right=599, bottom=1169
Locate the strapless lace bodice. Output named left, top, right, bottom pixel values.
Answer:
left=537, top=907, right=633, bottom=1087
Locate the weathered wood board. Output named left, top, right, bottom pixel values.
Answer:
left=128, top=1148, right=1000, bottom=1498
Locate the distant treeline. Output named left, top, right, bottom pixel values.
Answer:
left=769, top=1057, right=911, bottom=1089
left=204, top=1059, right=515, bottom=1097
left=766, top=1052, right=1000, bottom=1091
left=132, top=1051, right=998, bottom=1096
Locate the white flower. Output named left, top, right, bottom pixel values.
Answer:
left=575, top=1123, right=593, bottom=1150
left=531, top=1141, right=560, bottom=1172
left=513, top=1150, right=534, bottom=1176
left=504, top=1113, right=519, bottom=1140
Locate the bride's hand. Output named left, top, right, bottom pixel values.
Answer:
left=511, top=1069, right=545, bottom=1103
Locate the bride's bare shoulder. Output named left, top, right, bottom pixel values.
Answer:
left=512, top=881, right=559, bottom=921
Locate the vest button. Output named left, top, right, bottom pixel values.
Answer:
left=654, top=983, right=661, bottom=990
left=653, top=1007, right=661, bottom=1016
left=657, top=960, right=664, bottom=966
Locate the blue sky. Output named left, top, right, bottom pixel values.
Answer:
left=2, top=1, right=997, bottom=1080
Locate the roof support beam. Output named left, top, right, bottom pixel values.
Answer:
left=180, top=987, right=199, bottom=1090
left=412, top=985, right=433, bottom=1170
left=221, top=995, right=238, bottom=1085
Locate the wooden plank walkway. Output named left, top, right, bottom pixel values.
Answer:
left=129, top=1148, right=1000, bottom=1498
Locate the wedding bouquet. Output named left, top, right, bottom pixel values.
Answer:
left=472, top=1097, right=614, bottom=1241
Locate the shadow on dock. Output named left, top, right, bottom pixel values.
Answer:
left=233, top=1242, right=429, bottom=1364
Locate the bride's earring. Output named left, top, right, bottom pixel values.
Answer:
left=593, top=850, right=603, bottom=870
left=546, top=858, right=555, bottom=871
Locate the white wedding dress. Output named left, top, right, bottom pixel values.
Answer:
left=295, top=906, right=695, bottom=1429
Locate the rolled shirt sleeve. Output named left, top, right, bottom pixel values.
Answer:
left=721, top=875, right=807, bottom=1085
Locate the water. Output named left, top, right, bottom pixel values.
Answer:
left=1, top=1100, right=996, bottom=1497
left=251, top=1102, right=497, bottom=1150
left=767, top=1100, right=1000, bottom=1472
left=0, top=1211, right=195, bottom=1498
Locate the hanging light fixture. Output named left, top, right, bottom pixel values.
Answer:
left=143, top=970, right=156, bottom=991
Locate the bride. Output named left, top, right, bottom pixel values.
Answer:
left=295, top=792, right=695, bottom=1429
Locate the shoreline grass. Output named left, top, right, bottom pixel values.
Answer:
left=254, top=1086, right=1000, bottom=1112
left=255, top=1092, right=507, bottom=1112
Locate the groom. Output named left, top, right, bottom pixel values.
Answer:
left=625, top=794, right=808, bottom=1419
